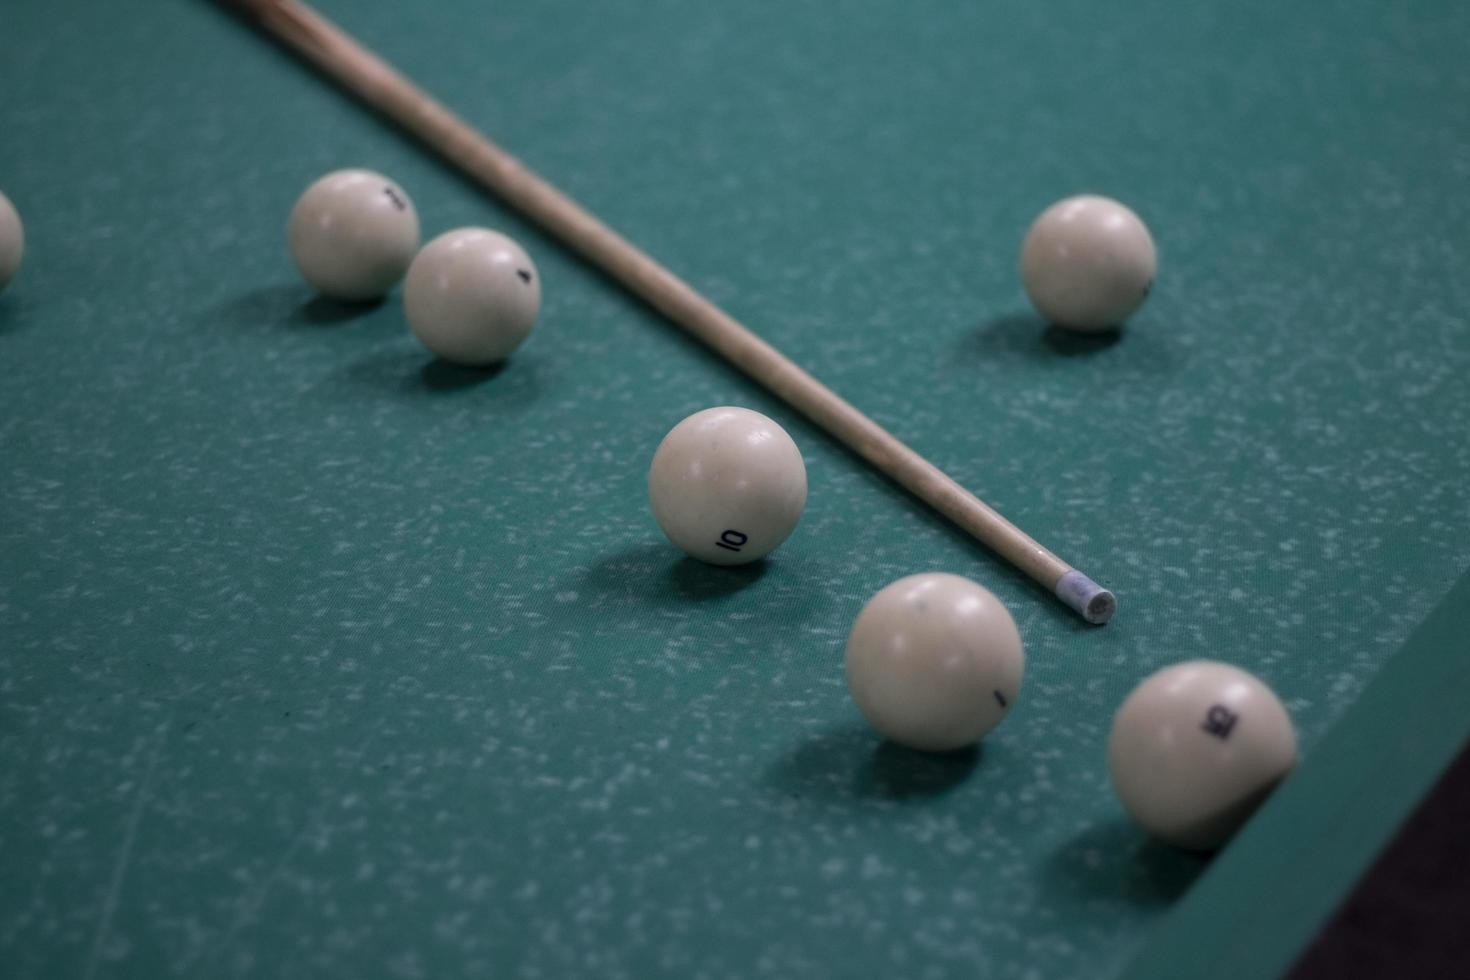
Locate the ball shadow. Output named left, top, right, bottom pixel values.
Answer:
left=1042, top=817, right=1211, bottom=908
left=290, top=294, right=384, bottom=327
left=860, top=740, right=981, bottom=800
left=573, top=541, right=668, bottom=605
left=665, top=554, right=769, bottom=598
left=0, top=297, right=21, bottom=334
left=1042, top=323, right=1124, bottom=354
left=333, top=347, right=544, bottom=406
left=568, top=540, right=832, bottom=631
left=208, top=283, right=387, bottom=332
left=577, top=541, right=771, bottom=607
left=963, top=311, right=1177, bottom=375
left=968, top=312, right=1121, bottom=361
left=765, top=723, right=980, bottom=805
left=209, top=283, right=305, bottom=329
left=421, top=358, right=507, bottom=391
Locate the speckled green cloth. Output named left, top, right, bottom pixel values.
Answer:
left=1, top=1, right=1468, bottom=977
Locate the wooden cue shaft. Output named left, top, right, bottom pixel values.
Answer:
left=225, top=0, right=1116, bottom=625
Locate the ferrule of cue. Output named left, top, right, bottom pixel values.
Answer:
left=222, top=0, right=1117, bottom=625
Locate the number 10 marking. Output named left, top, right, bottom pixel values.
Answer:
left=715, top=529, right=748, bottom=552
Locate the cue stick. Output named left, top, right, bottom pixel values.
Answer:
left=224, top=0, right=1117, bottom=625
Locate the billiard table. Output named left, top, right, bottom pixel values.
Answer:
left=2, top=1, right=1468, bottom=977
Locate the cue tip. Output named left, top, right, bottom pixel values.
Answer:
left=1055, top=570, right=1115, bottom=625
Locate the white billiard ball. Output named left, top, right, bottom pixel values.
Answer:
left=845, top=573, right=1024, bottom=752
left=0, top=190, right=23, bottom=293
left=403, top=227, right=542, bottom=366
left=647, top=406, right=807, bottom=566
left=287, top=168, right=420, bottom=301
left=1020, top=194, right=1156, bottom=332
left=1108, top=660, right=1297, bottom=851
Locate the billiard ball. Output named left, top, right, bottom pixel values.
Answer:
left=647, top=406, right=806, bottom=566
left=845, top=573, right=1024, bottom=752
left=1020, top=194, right=1156, bottom=331
left=0, top=190, right=23, bottom=293
left=403, top=227, right=542, bottom=366
left=1108, top=660, right=1297, bottom=851
left=287, top=168, right=420, bottom=301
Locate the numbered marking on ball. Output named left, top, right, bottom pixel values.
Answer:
left=714, top=530, right=749, bottom=553
left=1201, top=704, right=1239, bottom=740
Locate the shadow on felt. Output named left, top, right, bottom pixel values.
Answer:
left=334, top=345, right=543, bottom=405
left=570, top=540, right=834, bottom=626
left=0, top=296, right=21, bottom=333
left=577, top=540, right=767, bottom=603
left=420, top=357, right=507, bottom=390
left=766, top=723, right=981, bottom=804
left=208, top=282, right=388, bottom=332
left=293, top=294, right=384, bottom=326
left=964, top=311, right=1180, bottom=375
left=1042, top=817, right=1210, bottom=907
left=664, top=552, right=770, bottom=597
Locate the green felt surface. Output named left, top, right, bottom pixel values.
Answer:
left=2, top=1, right=1469, bottom=977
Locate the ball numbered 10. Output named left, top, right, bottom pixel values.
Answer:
left=648, top=406, right=807, bottom=566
